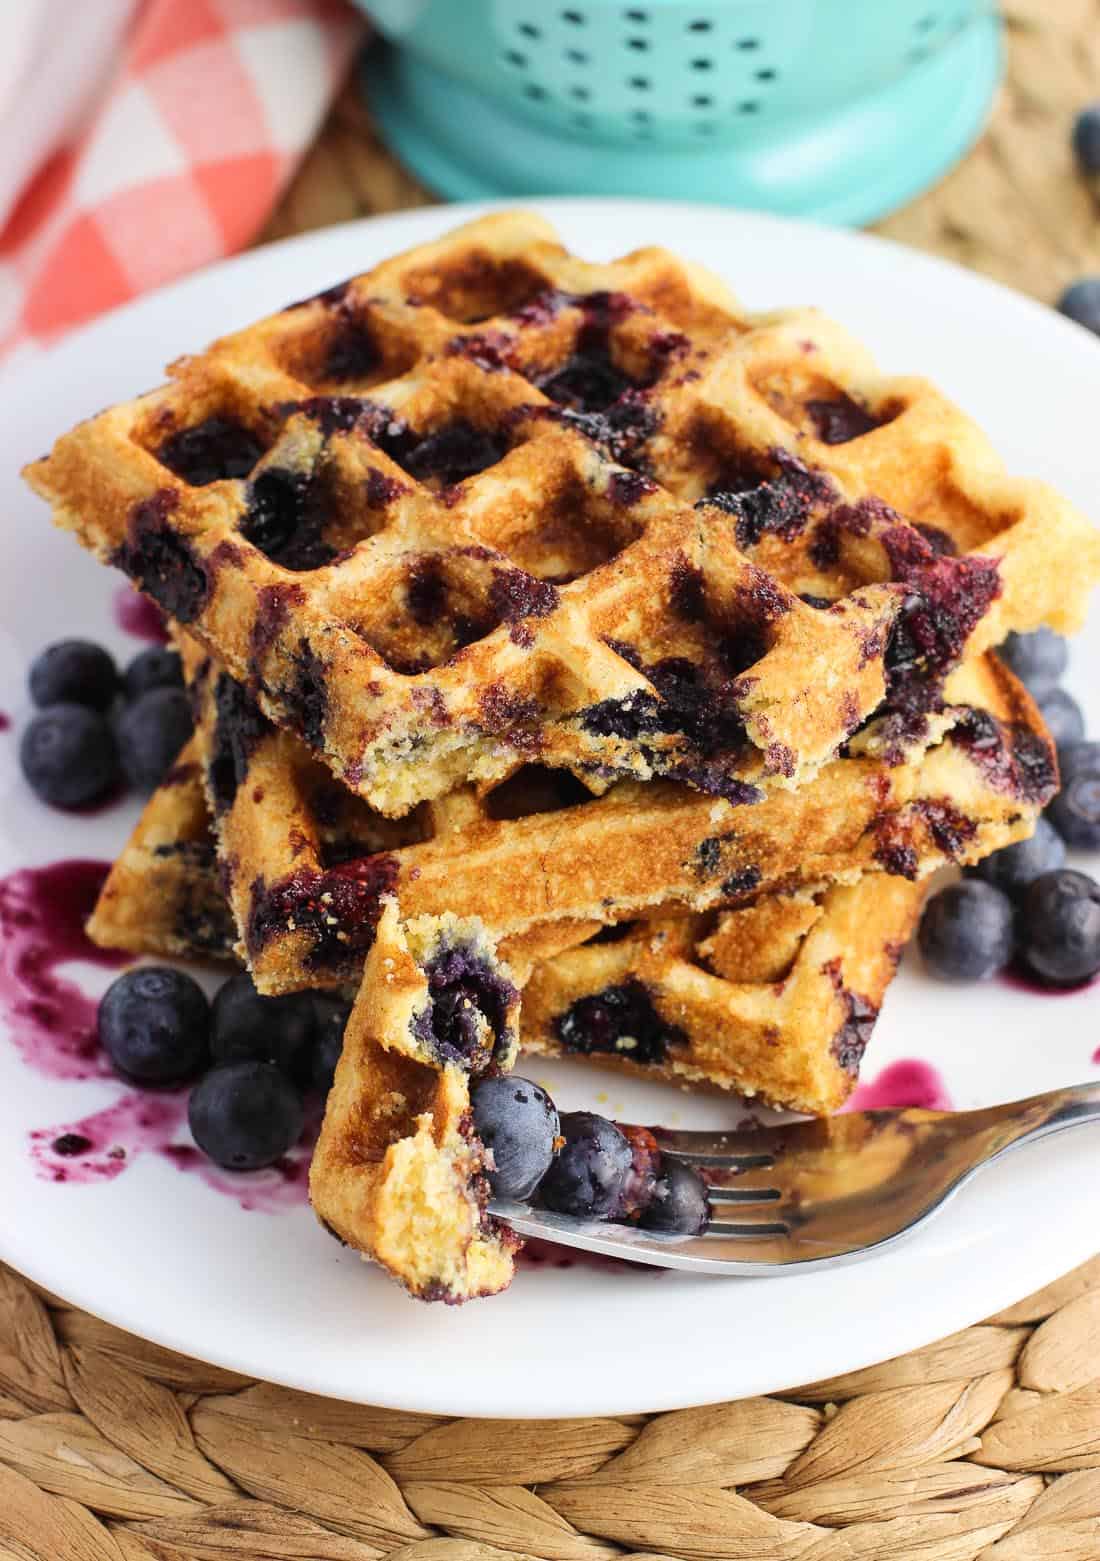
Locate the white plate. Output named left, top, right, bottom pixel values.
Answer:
left=0, top=200, right=1097, bottom=1418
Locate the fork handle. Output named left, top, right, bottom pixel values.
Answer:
left=977, top=1080, right=1100, bottom=1160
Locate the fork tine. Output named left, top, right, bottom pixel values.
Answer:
left=706, top=1189, right=782, bottom=1207
left=707, top=1219, right=791, bottom=1237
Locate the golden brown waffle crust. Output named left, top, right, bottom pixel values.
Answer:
left=309, top=902, right=520, bottom=1303
left=94, top=653, right=1050, bottom=1118
left=26, top=212, right=1099, bottom=819
left=180, top=637, right=1054, bottom=998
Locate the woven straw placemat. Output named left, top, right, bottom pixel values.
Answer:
left=1, top=1257, right=1099, bottom=1560
left=6, top=5, right=1100, bottom=1557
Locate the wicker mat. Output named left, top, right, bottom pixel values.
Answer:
left=0, top=1257, right=1098, bottom=1561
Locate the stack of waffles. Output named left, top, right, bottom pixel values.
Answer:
left=26, top=213, right=1100, bottom=1302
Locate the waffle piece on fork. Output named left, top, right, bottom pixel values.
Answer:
left=309, top=901, right=522, bottom=1302
left=27, top=213, right=1096, bottom=815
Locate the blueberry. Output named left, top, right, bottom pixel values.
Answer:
left=1057, top=279, right=1100, bottom=337
left=998, top=628, right=1069, bottom=698
left=1037, top=687, right=1085, bottom=751
left=1017, top=869, right=1100, bottom=987
left=641, top=1157, right=710, bottom=1234
left=210, top=972, right=316, bottom=1083
left=123, top=647, right=184, bottom=701
left=188, top=1061, right=304, bottom=1171
left=29, top=639, right=117, bottom=712
left=1073, top=105, right=1100, bottom=174
left=918, top=880, right=1015, bottom=980
left=538, top=1111, right=632, bottom=1218
left=1047, top=741, right=1100, bottom=849
left=116, top=687, right=193, bottom=791
left=470, top=1075, right=559, bottom=1201
left=972, top=817, right=1066, bottom=897
left=310, top=995, right=352, bottom=1095
left=98, top=966, right=210, bottom=1084
left=20, top=704, right=119, bottom=807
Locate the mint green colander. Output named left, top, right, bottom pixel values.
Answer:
left=355, top=1, right=1001, bottom=224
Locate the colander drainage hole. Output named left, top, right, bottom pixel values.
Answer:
left=571, top=85, right=590, bottom=100
left=691, top=58, right=713, bottom=70
left=755, top=67, right=776, bottom=81
left=627, top=37, right=649, bottom=50
left=566, top=47, right=589, bottom=63
left=735, top=37, right=760, bottom=51
left=504, top=50, right=527, bottom=67
left=561, top=9, right=584, bottom=23
left=518, top=21, right=540, bottom=38
left=524, top=83, right=547, bottom=99
left=688, top=18, right=713, bottom=31
left=625, top=8, right=649, bottom=20
left=737, top=100, right=760, bottom=114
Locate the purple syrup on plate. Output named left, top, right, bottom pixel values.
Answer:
left=1, top=858, right=313, bottom=1210
left=0, top=860, right=126, bottom=1080
left=113, top=584, right=169, bottom=643
left=0, top=712, right=10, bottom=732
left=845, top=1058, right=953, bottom=1112
left=31, top=1090, right=187, bottom=1184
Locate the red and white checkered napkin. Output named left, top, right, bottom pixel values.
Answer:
left=0, top=0, right=365, bottom=368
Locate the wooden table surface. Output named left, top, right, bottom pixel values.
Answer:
left=264, top=0, right=1100, bottom=306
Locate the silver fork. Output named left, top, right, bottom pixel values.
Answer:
left=489, top=1083, right=1100, bottom=1274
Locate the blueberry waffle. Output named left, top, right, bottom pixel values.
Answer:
left=309, top=901, right=522, bottom=1302
left=178, top=633, right=1054, bottom=997
left=85, top=739, right=235, bottom=961
left=92, top=653, right=1053, bottom=1115
left=27, top=213, right=1095, bottom=816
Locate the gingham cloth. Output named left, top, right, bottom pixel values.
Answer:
left=0, top=0, right=364, bottom=369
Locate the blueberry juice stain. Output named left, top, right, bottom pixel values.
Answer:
left=113, top=583, right=169, bottom=644
left=0, top=860, right=125, bottom=1080
left=844, top=1058, right=953, bottom=1112
left=0, top=858, right=312, bottom=1210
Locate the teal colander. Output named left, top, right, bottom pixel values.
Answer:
left=355, top=1, right=1002, bottom=224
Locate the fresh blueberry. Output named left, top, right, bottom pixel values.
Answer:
left=1073, top=105, right=1100, bottom=174
left=210, top=972, right=316, bottom=1083
left=1047, top=741, right=1100, bottom=849
left=972, top=817, right=1066, bottom=897
left=188, top=1061, right=304, bottom=1171
left=470, top=1075, right=560, bottom=1201
left=310, top=995, right=352, bottom=1095
left=641, top=1157, right=710, bottom=1234
left=1017, top=869, right=1100, bottom=987
left=538, top=1111, right=632, bottom=1219
left=29, top=639, right=118, bottom=712
left=918, top=880, right=1015, bottom=980
left=98, top=966, right=211, bottom=1084
left=1057, top=278, right=1100, bottom=337
left=20, top=704, right=119, bottom=807
left=998, top=628, right=1069, bottom=697
left=1037, top=687, right=1085, bottom=751
left=123, top=647, right=184, bottom=702
left=116, top=687, right=194, bottom=791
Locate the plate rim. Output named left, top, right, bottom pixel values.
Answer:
left=1, top=195, right=1098, bottom=1417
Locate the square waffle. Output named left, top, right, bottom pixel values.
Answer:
left=90, top=651, right=1049, bottom=1117
left=177, top=635, right=1054, bottom=997
left=26, top=213, right=1097, bottom=817
left=309, top=901, right=522, bottom=1303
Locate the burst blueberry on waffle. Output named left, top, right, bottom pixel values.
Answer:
left=92, top=649, right=1054, bottom=1118
left=34, top=212, right=1099, bottom=1301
